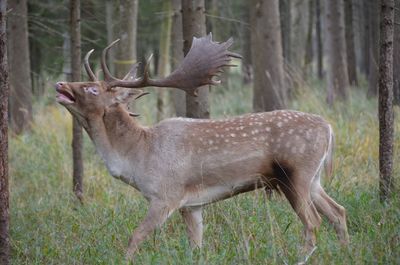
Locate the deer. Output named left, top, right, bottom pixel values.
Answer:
left=55, top=33, right=349, bottom=262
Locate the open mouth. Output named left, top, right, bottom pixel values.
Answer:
left=56, top=89, right=75, bottom=104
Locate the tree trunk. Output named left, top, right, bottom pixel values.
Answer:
left=8, top=0, right=32, bottom=135
left=241, top=3, right=252, bottom=84
left=251, top=0, right=286, bottom=111
left=361, top=0, right=371, bottom=77
left=379, top=0, right=394, bottom=203
left=115, top=0, right=138, bottom=79
left=304, top=0, right=315, bottom=76
left=291, top=0, right=308, bottom=71
left=182, top=0, right=209, bottom=119
left=70, top=0, right=84, bottom=203
left=156, top=1, right=172, bottom=121
left=106, top=0, right=116, bottom=75
left=316, top=0, right=323, bottom=79
left=325, top=0, right=349, bottom=105
left=0, top=2, right=9, bottom=264
left=344, top=0, right=358, bottom=86
left=367, top=1, right=380, bottom=97
left=393, top=0, right=400, bottom=105
left=171, top=0, right=185, bottom=117
left=280, top=0, right=291, bottom=64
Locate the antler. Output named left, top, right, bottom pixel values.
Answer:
left=84, top=33, right=241, bottom=96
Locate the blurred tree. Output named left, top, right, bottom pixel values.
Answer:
left=291, top=0, right=308, bottom=73
left=304, top=0, right=315, bottom=76
left=393, top=0, right=400, bottom=105
left=360, top=0, right=370, bottom=77
left=182, top=0, right=209, bottom=119
left=344, top=0, right=358, bottom=86
left=156, top=1, right=172, bottom=121
left=378, top=0, right=394, bottom=202
left=70, top=0, right=84, bottom=203
left=106, top=0, right=116, bottom=75
left=0, top=2, right=10, bottom=264
left=115, top=0, right=138, bottom=78
left=324, top=0, right=349, bottom=105
left=250, top=0, right=286, bottom=111
left=280, top=0, right=291, bottom=64
left=316, top=0, right=323, bottom=79
left=171, top=0, right=186, bottom=116
left=241, top=4, right=252, bottom=84
left=8, top=0, right=32, bottom=134
left=367, top=1, right=380, bottom=97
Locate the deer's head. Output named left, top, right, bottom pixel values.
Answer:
left=56, top=33, right=241, bottom=122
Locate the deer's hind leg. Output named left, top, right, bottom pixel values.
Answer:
left=311, top=176, right=349, bottom=245
left=180, top=206, right=203, bottom=248
left=273, top=161, right=322, bottom=252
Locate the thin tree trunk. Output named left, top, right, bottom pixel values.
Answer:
left=70, top=0, right=84, bottom=203
left=344, top=0, right=358, bottom=86
left=393, top=0, right=400, bottom=105
left=241, top=3, right=252, bottom=85
left=379, top=0, right=394, bottom=203
left=368, top=1, right=380, bottom=97
left=304, top=0, right=315, bottom=76
left=0, top=2, right=9, bottom=263
left=8, top=0, right=32, bottom=135
left=280, top=0, right=291, bottom=64
left=325, top=0, right=349, bottom=105
left=106, top=0, right=115, bottom=75
left=156, top=1, right=172, bottom=121
left=115, top=0, right=138, bottom=78
left=361, top=0, right=371, bottom=77
left=182, top=0, right=209, bottom=119
left=171, top=0, right=185, bottom=116
left=251, top=0, right=286, bottom=111
left=316, top=0, right=323, bottom=79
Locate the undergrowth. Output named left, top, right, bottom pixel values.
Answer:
left=9, top=74, right=400, bottom=264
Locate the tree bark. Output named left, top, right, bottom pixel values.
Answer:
left=70, top=0, right=84, bottom=203
left=156, top=1, right=172, bottom=121
left=280, top=0, right=291, bottom=64
left=304, top=0, right=315, bottom=76
left=182, top=0, right=209, bottom=119
left=316, top=0, right=323, bottom=79
left=115, top=0, right=138, bottom=79
left=367, top=1, right=380, bottom=97
left=379, top=0, right=394, bottom=203
left=241, top=3, right=252, bottom=85
left=106, top=0, right=116, bottom=75
left=325, top=0, right=349, bottom=105
left=393, top=0, right=400, bottom=105
left=0, top=2, right=9, bottom=263
left=291, top=0, right=308, bottom=71
left=8, top=0, right=32, bottom=135
left=251, top=0, right=286, bottom=111
left=171, top=0, right=186, bottom=116
left=344, top=0, right=358, bottom=86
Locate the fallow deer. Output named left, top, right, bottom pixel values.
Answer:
left=55, top=34, right=349, bottom=262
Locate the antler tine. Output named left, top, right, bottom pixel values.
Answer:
left=84, top=49, right=97, bottom=81
left=102, top=39, right=120, bottom=82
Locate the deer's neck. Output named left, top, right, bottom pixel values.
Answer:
left=85, top=105, right=149, bottom=165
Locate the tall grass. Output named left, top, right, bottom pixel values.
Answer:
left=9, top=75, right=400, bottom=264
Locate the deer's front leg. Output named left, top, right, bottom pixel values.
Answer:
left=126, top=200, right=172, bottom=262
left=180, top=206, right=203, bottom=248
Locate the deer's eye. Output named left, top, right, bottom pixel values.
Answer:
left=84, top=86, right=99, bottom=96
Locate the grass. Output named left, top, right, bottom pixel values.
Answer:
left=9, top=74, right=400, bottom=264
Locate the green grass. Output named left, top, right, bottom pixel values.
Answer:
left=9, top=74, right=400, bottom=264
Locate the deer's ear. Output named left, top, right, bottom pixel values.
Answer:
left=112, top=88, right=148, bottom=104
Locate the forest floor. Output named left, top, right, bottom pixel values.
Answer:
left=9, top=75, right=400, bottom=264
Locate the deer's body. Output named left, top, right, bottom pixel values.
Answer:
left=56, top=35, right=349, bottom=261
left=93, top=106, right=332, bottom=209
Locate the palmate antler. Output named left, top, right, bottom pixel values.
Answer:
left=84, top=33, right=241, bottom=96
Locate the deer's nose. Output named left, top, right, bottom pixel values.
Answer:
left=55, top=82, right=64, bottom=91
